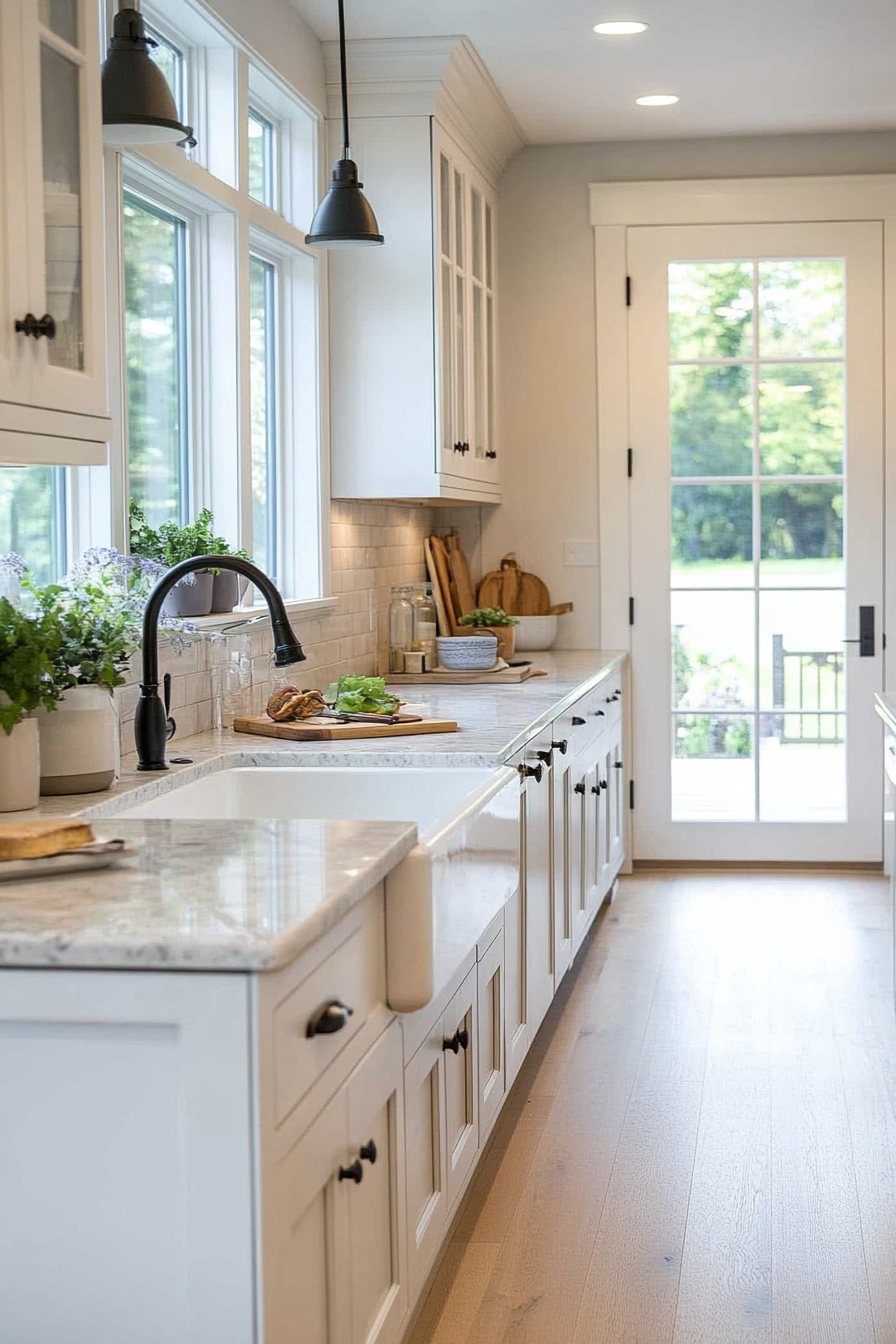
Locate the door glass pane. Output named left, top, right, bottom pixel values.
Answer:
left=758, top=259, right=845, bottom=358
left=124, top=194, right=189, bottom=528
left=671, top=483, right=753, bottom=586
left=439, top=155, right=450, bottom=258
left=473, top=286, right=484, bottom=457
left=667, top=254, right=849, bottom=824
left=0, top=467, right=65, bottom=584
left=41, top=43, right=82, bottom=371
left=249, top=255, right=277, bottom=581
left=668, top=261, right=753, bottom=360
left=487, top=294, right=495, bottom=456
left=471, top=188, right=482, bottom=283
left=455, top=274, right=465, bottom=443
left=485, top=203, right=493, bottom=288
left=759, top=591, right=845, bottom=711
left=454, top=169, right=464, bottom=270
left=673, top=715, right=754, bottom=820
left=760, top=482, right=843, bottom=586
left=671, top=365, right=753, bottom=476
left=672, top=591, right=754, bottom=710
left=441, top=261, right=453, bottom=451
left=758, top=364, right=844, bottom=475
left=39, top=0, right=77, bottom=45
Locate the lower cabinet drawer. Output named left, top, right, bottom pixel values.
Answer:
left=272, top=905, right=386, bottom=1127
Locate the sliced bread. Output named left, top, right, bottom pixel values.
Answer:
left=0, top=819, right=95, bottom=861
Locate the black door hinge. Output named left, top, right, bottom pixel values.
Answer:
left=627, top=448, right=633, bottom=478
left=629, top=779, right=635, bottom=810
left=629, top=596, right=635, bottom=626
left=625, top=275, right=632, bottom=306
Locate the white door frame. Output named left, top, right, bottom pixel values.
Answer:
left=593, top=174, right=896, bottom=681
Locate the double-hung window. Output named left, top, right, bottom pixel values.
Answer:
left=107, top=0, right=324, bottom=606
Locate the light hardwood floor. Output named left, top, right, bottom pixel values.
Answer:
left=407, top=872, right=896, bottom=1344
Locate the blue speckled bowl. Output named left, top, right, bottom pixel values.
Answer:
left=436, top=635, right=498, bottom=671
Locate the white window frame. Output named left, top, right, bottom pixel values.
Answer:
left=97, top=4, right=332, bottom=619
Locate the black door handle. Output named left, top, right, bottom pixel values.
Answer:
left=844, top=606, right=875, bottom=657
left=306, top=998, right=354, bottom=1038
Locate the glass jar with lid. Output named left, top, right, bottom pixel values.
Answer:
left=411, top=583, right=438, bottom=670
left=389, top=586, right=414, bottom=673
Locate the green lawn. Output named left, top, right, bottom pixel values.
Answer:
left=672, top=557, right=844, bottom=588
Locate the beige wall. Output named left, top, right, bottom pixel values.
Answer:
left=486, top=129, right=896, bottom=649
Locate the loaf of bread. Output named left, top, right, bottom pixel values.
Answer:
left=0, top=819, right=95, bottom=861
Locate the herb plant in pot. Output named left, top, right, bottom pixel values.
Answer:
left=129, top=502, right=250, bottom=615
left=26, top=549, right=153, bottom=795
left=456, top=607, right=518, bottom=662
left=0, top=581, right=59, bottom=811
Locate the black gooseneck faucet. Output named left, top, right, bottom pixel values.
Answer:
left=135, top=555, right=306, bottom=771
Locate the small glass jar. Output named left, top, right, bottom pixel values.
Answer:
left=411, top=583, right=438, bottom=670
left=389, top=586, right=414, bottom=673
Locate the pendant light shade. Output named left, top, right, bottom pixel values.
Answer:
left=305, top=0, right=383, bottom=248
left=102, top=7, right=194, bottom=148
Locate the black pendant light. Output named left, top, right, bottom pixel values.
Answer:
left=305, top=0, right=383, bottom=248
left=102, top=6, right=194, bottom=148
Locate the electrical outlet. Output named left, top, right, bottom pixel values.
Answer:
left=564, top=540, right=599, bottom=567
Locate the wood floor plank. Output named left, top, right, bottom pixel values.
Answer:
left=406, top=1241, right=501, bottom=1344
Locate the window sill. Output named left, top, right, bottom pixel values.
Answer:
left=177, top=595, right=339, bottom=634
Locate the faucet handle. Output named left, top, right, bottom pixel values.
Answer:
left=163, top=673, right=177, bottom=742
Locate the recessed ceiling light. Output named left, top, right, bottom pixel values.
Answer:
left=593, top=20, right=648, bottom=34
left=636, top=93, right=679, bottom=106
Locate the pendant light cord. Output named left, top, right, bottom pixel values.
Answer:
left=338, top=0, right=350, bottom=159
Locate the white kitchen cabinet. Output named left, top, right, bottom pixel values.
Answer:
left=270, top=1022, right=407, bottom=1344
left=325, top=38, right=521, bottom=503
left=552, top=734, right=579, bottom=988
left=443, top=963, right=479, bottom=1209
left=0, top=0, right=111, bottom=458
left=477, top=928, right=505, bottom=1142
left=404, top=1022, right=448, bottom=1298
left=520, top=727, right=555, bottom=1044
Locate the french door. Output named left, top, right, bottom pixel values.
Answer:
left=629, top=221, right=883, bottom=862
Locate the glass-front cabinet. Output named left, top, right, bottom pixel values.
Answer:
left=434, top=129, right=499, bottom=493
left=0, top=0, right=109, bottom=453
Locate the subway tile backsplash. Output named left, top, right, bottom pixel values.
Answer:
left=115, top=500, right=482, bottom=758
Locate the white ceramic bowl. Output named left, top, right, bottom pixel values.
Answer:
left=513, top=615, right=558, bottom=651
left=436, top=635, right=498, bottom=671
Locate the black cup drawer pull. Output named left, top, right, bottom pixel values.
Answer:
left=306, top=997, right=354, bottom=1038
left=443, top=1026, right=469, bottom=1054
left=338, top=1159, right=363, bottom=1184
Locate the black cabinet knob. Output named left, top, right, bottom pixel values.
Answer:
left=536, top=748, right=554, bottom=768
left=552, top=739, right=568, bottom=755
left=593, top=710, right=605, bottom=717
left=519, top=762, right=544, bottom=783
left=574, top=782, right=586, bottom=795
left=600, top=780, right=608, bottom=791
left=614, top=761, right=624, bottom=769
left=360, top=1139, right=377, bottom=1165
left=15, top=312, right=56, bottom=340
left=572, top=716, right=585, bottom=727
left=443, top=1026, right=469, bottom=1054
left=485, top=449, right=497, bottom=459
left=338, top=1159, right=363, bottom=1184
left=453, top=442, right=464, bottom=453
left=306, top=997, right=354, bottom=1038
left=591, top=785, right=600, bottom=795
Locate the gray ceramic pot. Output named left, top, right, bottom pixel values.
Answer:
left=211, top=570, right=240, bottom=613
left=162, top=571, right=214, bottom=618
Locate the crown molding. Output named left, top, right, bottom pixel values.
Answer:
left=323, top=36, right=525, bottom=181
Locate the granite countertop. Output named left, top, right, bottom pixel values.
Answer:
left=0, top=651, right=625, bottom=974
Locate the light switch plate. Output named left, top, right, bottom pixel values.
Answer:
left=564, top=539, right=599, bottom=567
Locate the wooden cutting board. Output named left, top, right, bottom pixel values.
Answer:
left=429, top=535, right=460, bottom=631
left=477, top=553, right=573, bottom=617
left=233, top=715, right=459, bottom=741
left=424, top=537, right=452, bottom=637
left=387, top=666, right=548, bottom=685
left=446, top=534, right=476, bottom=617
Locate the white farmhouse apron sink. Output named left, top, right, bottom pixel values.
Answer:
left=118, top=765, right=520, bottom=1012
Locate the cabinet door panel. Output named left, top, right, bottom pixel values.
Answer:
left=273, top=1091, right=349, bottom=1344
left=608, top=722, right=626, bottom=878
left=572, top=761, right=594, bottom=954
left=477, top=930, right=505, bottom=1141
left=404, top=1028, right=446, bottom=1296
left=524, top=733, right=554, bottom=1037
left=443, top=966, right=478, bottom=1209
left=346, top=1023, right=407, bottom=1344
left=504, top=876, right=528, bottom=1088
left=553, top=751, right=579, bottom=987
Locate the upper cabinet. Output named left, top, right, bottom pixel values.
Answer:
left=325, top=39, right=524, bottom=503
left=0, top=0, right=111, bottom=462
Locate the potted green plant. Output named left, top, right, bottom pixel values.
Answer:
left=129, top=501, right=250, bottom=615
left=0, top=558, right=60, bottom=811
left=25, top=548, right=161, bottom=795
left=456, top=606, right=519, bottom=661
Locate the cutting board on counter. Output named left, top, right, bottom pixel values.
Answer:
left=387, top=666, right=548, bottom=685
left=233, top=714, right=459, bottom=742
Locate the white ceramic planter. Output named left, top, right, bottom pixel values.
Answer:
left=0, top=717, right=40, bottom=812
left=38, top=685, right=119, bottom=796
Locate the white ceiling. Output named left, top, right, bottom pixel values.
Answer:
left=289, top=0, right=896, bottom=145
